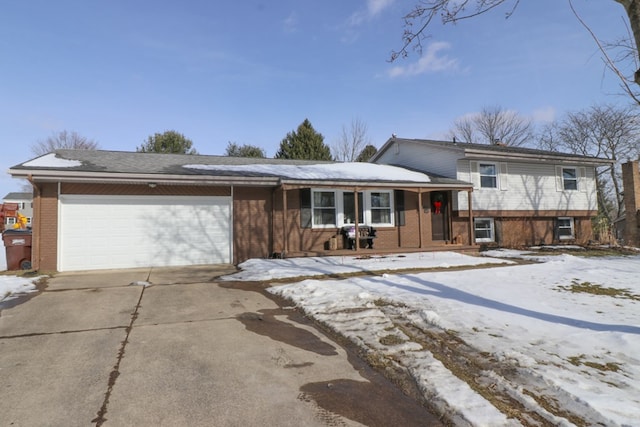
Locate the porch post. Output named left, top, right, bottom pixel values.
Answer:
left=353, top=188, right=360, bottom=251
left=417, top=190, right=424, bottom=248
left=467, top=190, right=474, bottom=245
left=282, top=185, right=289, bottom=255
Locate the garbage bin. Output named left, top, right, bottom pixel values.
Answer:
left=2, top=229, right=32, bottom=270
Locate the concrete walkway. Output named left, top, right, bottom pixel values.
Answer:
left=0, top=266, right=441, bottom=426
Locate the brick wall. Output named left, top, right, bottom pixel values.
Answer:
left=622, top=160, right=640, bottom=247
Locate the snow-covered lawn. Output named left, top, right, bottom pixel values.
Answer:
left=229, top=250, right=640, bottom=427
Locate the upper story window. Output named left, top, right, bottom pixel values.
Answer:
left=479, top=163, right=498, bottom=188
left=562, top=168, right=578, bottom=190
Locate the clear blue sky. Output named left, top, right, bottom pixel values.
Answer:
left=0, top=0, right=630, bottom=197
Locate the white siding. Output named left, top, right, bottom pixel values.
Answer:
left=457, top=161, right=598, bottom=212
left=375, top=141, right=461, bottom=178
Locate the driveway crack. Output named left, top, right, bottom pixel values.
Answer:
left=91, top=286, right=145, bottom=426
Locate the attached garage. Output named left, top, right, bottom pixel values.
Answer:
left=58, top=195, right=232, bottom=271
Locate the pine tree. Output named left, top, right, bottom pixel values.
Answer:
left=275, top=119, right=332, bottom=160
left=137, top=130, right=197, bottom=154
left=355, top=144, right=378, bottom=162
left=225, top=142, right=266, bottom=158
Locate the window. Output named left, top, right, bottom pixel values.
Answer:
left=6, top=217, right=15, bottom=226
left=343, top=192, right=364, bottom=224
left=312, top=191, right=336, bottom=226
left=474, top=218, right=495, bottom=243
left=557, top=217, right=574, bottom=240
left=479, top=163, right=497, bottom=188
left=562, top=168, right=578, bottom=190
left=370, top=192, right=392, bottom=224
left=310, top=189, right=394, bottom=227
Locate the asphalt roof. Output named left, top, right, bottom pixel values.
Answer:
left=373, top=137, right=614, bottom=164
left=10, top=149, right=474, bottom=187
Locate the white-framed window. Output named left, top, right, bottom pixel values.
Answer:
left=6, top=217, right=16, bottom=226
left=474, top=218, right=495, bottom=243
left=370, top=191, right=392, bottom=224
left=312, top=190, right=336, bottom=226
left=562, top=168, right=578, bottom=191
left=479, top=163, right=498, bottom=188
left=343, top=192, right=364, bottom=225
left=311, top=189, right=394, bottom=228
left=557, top=217, right=575, bottom=240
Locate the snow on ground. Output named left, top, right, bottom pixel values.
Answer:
left=227, top=250, right=640, bottom=426
left=221, top=251, right=513, bottom=281
left=0, top=251, right=39, bottom=303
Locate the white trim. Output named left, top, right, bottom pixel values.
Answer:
left=310, top=188, right=395, bottom=228
left=557, top=217, right=575, bottom=240
left=473, top=217, right=495, bottom=243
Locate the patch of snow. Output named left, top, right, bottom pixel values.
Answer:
left=0, top=275, right=38, bottom=302
left=226, top=252, right=640, bottom=426
left=220, top=251, right=512, bottom=281
left=22, top=153, right=82, bottom=168
left=184, top=162, right=431, bottom=182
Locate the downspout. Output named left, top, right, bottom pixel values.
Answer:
left=417, top=190, right=423, bottom=248
left=282, top=184, right=288, bottom=257
left=26, top=175, right=41, bottom=271
left=468, top=190, right=474, bottom=246
left=353, top=187, right=360, bottom=251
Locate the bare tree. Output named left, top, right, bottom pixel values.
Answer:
left=538, top=104, right=640, bottom=221
left=31, top=130, right=100, bottom=156
left=392, top=0, right=640, bottom=104
left=448, top=105, right=534, bottom=147
left=332, top=118, right=371, bottom=162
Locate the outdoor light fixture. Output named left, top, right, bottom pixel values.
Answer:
left=148, top=182, right=157, bottom=188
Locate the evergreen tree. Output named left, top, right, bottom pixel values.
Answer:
left=275, top=119, right=332, bottom=160
left=225, top=142, right=266, bottom=158
left=355, top=144, right=378, bottom=162
left=137, top=130, right=197, bottom=154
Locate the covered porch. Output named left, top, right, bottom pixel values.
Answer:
left=272, top=182, right=476, bottom=258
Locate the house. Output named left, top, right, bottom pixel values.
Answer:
left=7, top=149, right=475, bottom=272
left=619, top=160, right=640, bottom=247
left=2, top=192, right=33, bottom=230
left=371, top=137, right=614, bottom=246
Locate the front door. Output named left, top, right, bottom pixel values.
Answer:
left=430, top=192, right=450, bottom=241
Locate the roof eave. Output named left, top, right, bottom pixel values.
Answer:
left=462, top=148, right=614, bottom=165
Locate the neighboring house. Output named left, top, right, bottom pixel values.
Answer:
left=8, top=149, right=475, bottom=272
left=2, top=192, right=33, bottom=229
left=371, top=137, right=613, bottom=247
left=619, top=160, right=640, bottom=247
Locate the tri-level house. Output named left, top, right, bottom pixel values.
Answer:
left=371, top=137, right=614, bottom=246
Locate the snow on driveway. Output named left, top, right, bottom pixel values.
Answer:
left=228, top=250, right=640, bottom=426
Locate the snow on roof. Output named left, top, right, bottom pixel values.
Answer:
left=22, top=153, right=82, bottom=168
left=185, top=162, right=431, bottom=182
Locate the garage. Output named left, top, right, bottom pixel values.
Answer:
left=58, top=195, right=232, bottom=271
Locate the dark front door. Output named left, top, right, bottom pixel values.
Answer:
left=430, top=192, right=450, bottom=241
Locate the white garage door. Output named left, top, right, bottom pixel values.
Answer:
left=59, top=195, right=232, bottom=271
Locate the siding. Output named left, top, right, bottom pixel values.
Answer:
left=375, top=141, right=461, bottom=178
left=456, top=160, right=598, bottom=213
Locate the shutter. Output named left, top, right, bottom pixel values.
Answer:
left=499, top=163, right=508, bottom=191
left=469, top=161, right=480, bottom=189
left=555, top=166, right=564, bottom=191
left=300, top=188, right=312, bottom=228
left=578, top=167, right=587, bottom=192
left=395, top=190, right=405, bottom=226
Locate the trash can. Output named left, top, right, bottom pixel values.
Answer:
left=2, top=229, right=32, bottom=270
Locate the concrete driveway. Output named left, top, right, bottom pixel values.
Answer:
left=0, top=266, right=441, bottom=426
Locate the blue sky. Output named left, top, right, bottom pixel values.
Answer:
left=0, top=0, right=631, bottom=197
